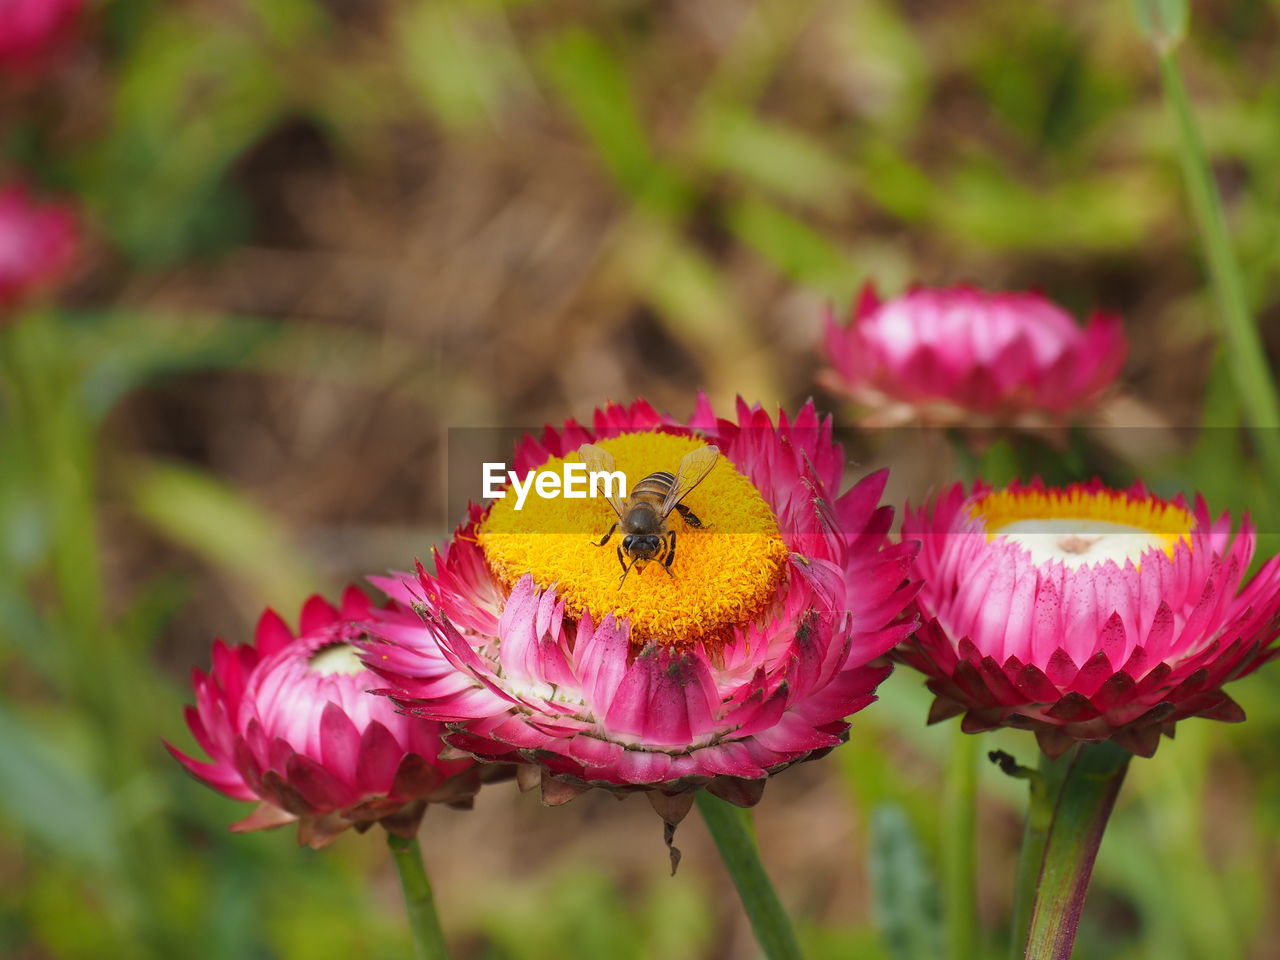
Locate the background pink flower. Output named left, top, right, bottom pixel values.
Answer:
left=0, top=0, right=82, bottom=73
left=0, top=183, right=78, bottom=311
left=822, top=284, right=1126, bottom=424
left=897, top=480, right=1280, bottom=756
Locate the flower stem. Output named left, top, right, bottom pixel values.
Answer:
left=1006, top=749, right=1074, bottom=960
left=696, top=791, right=803, bottom=960
left=942, top=727, right=979, bottom=960
left=1022, top=742, right=1131, bottom=960
left=1153, top=37, right=1280, bottom=477
left=387, top=832, right=450, bottom=960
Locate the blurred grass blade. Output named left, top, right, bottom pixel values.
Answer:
left=0, top=585, right=62, bottom=680
left=728, top=197, right=857, bottom=298
left=698, top=107, right=851, bottom=207
left=937, top=161, right=1159, bottom=253
left=857, top=141, right=935, bottom=223
left=398, top=0, right=523, bottom=131
left=69, top=312, right=281, bottom=419
left=1178, top=349, right=1256, bottom=515
left=868, top=805, right=943, bottom=960
left=610, top=218, right=780, bottom=404
left=0, top=703, right=118, bottom=870
left=537, top=29, right=687, bottom=212
left=127, top=459, right=317, bottom=611
left=1147, top=35, right=1280, bottom=484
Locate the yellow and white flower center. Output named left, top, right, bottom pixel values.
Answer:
left=992, top=518, right=1171, bottom=568
left=308, top=642, right=366, bottom=676
left=478, top=431, right=788, bottom=646
left=971, top=487, right=1194, bottom=570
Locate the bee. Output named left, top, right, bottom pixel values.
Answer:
left=578, top=441, right=720, bottom=588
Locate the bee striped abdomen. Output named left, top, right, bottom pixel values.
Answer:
left=631, top=471, right=675, bottom=504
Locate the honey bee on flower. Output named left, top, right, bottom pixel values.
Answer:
left=579, top=440, right=719, bottom=587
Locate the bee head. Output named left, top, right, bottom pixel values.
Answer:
left=623, top=534, right=662, bottom=559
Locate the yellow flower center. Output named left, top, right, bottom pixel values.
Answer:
left=478, top=431, right=789, bottom=646
left=970, top=487, right=1194, bottom=569
left=308, top=643, right=366, bottom=676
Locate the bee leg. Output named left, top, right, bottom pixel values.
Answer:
left=595, top=523, right=618, bottom=547
left=661, top=531, right=677, bottom=577
left=617, top=554, right=636, bottom=589
left=616, top=546, right=627, bottom=574
left=674, top=503, right=708, bottom=529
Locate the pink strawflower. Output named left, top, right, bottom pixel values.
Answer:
left=897, top=480, right=1280, bottom=757
left=0, top=183, right=78, bottom=311
left=168, top=588, right=491, bottom=848
left=822, top=284, right=1126, bottom=425
left=0, top=0, right=82, bottom=73
left=361, top=398, right=918, bottom=840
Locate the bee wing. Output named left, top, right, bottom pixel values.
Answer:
left=578, top=443, right=626, bottom=518
left=659, top=444, right=720, bottom=517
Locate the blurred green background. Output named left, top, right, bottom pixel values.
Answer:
left=3, top=0, right=1280, bottom=957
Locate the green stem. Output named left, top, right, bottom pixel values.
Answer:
left=1007, top=750, right=1074, bottom=960
left=4, top=313, right=182, bottom=954
left=387, top=832, right=450, bottom=960
left=942, top=728, right=979, bottom=960
left=4, top=313, right=106, bottom=703
left=1156, top=44, right=1280, bottom=479
left=1023, top=742, right=1131, bottom=960
left=696, top=791, right=803, bottom=960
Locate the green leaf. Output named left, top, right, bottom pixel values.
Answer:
left=76, top=4, right=310, bottom=263
left=868, top=805, right=943, bottom=960
left=127, top=459, right=318, bottom=611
